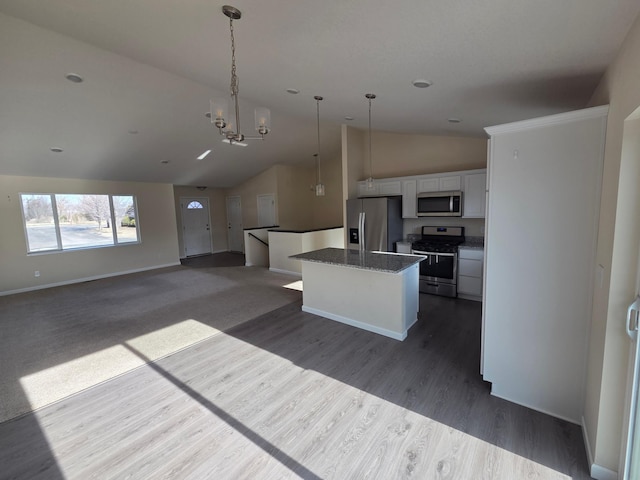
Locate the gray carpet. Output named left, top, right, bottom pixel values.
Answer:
left=0, top=264, right=301, bottom=423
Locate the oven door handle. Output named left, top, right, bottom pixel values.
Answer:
left=413, top=250, right=456, bottom=257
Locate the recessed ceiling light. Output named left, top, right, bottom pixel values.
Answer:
left=197, top=149, right=212, bottom=160
left=344, top=116, right=354, bottom=121
left=50, top=147, right=64, bottom=153
left=160, top=160, right=170, bottom=164
left=412, top=79, right=432, bottom=88
left=448, top=118, right=462, bottom=123
left=128, top=129, right=139, bottom=135
left=65, top=73, right=84, bottom=83
left=286, top=88, right=300, bottom=94
left=222, top=139, right=248, bottom=147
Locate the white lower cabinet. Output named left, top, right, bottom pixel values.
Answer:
left=458, top=247, right=483, bottom=301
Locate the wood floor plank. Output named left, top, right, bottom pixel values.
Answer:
left=0, top=293, right=591, bottom=479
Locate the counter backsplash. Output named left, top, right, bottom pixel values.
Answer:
left=403, top=217, right=485, bottom=240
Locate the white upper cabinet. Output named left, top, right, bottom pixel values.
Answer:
left=357, top=182, right=379, bottom=197
left=462, top=173, right=487, bottom=218
left=417, top=177, right=439, bottom=193
left=439, top=175, right=462, bottom=191
left=357, top=179, right=400, bottom=197
left=417, top=175, right=461, bottom=193
left=402, top=180, right=417, bottom=218
left=378, top=180, right=402, bottom=196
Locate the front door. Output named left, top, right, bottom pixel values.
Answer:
left=226, top=195, right=243, bottom=252
left=181, top=197, right=212, bottom=257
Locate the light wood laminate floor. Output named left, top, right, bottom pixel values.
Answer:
left=0, top=295, right=591, bottom=479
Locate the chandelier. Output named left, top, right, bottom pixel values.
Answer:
left=210, top=5, right=271, bottom=144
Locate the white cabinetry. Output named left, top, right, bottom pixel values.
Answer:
left=402, top=180, right=417, bottom=218
left=482, top=105, right=608, bottom=423
left=357, top=180, right=401, bottom=197
left=462, top=173, right=487, bottom=218
left=417, top=175, right=461, bottom=193
left=378, top=180, right=401, bottom=196
left=357, top=182, right=378, bottom=197
left=440, top=175, right=462, bottom=191
left=457, top=248, right=483, bottom=301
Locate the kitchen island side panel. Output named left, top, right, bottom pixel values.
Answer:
left=300, top=261, right=419, bottom=341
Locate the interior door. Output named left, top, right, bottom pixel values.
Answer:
left=226, top=195, right=243, bottom=252
left=181, top=197, right=212, bottom=257
left=257, top=194, right=276, bottom=227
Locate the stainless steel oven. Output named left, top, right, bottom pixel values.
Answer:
left=411, top=249, right=458, bottom=297
left=411, top=226, right=464, bottom=298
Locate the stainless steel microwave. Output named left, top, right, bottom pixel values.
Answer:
left=417, top=191, right=462, bottom=216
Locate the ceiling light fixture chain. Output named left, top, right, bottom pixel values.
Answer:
left=365, top=93, right=376, bottom=190
left=210, top=5, right=271, bottom=145
left=314, top=95, right=325, bottom=196
left=228, top=13, right=241, bottom=140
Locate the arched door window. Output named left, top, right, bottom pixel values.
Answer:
left=187, top=201, right=204, bottom=209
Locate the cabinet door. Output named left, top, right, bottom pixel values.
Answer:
left=440, top=175, right=461, bottom=191
left=418, top=177, right=439, bottom=193
left=378, top=181, right=401, bottom=196
left=402, top=180, right=417, bottom=218
left=358, top=181, right=379, bottom=197
left=463, top=173, right=487, bottom=218
left=458, top=275, right=483, bottom=296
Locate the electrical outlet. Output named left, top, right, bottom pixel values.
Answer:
left=34, top=270, right=40, bottom=277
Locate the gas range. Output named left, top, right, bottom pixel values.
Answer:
left=411, top=226, right=465, bottom=254
left=411, top=226, right=465, bottom=297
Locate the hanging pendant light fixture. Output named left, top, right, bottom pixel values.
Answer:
left=314, top=95, right=325, bottom=196
left=365, top=93, right=376, bottom=190
left=210, top=5, right=271, bottom=144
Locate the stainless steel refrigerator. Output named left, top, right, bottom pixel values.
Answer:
left=346, top=197, right=403, bottom=252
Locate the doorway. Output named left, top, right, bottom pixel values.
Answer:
left=181, top=197, right=212, bottom=257
left=226, top=195, right=243, bottom=252
left=257, top=193, right=276, bottom=227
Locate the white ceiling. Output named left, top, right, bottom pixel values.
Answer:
left=0, top=0, right=638, bottom=188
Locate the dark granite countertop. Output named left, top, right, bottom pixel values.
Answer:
left=459, top=236, right=484, bottom=250
left=290, top=248, right=425, bottom=274
left=269, top=226, right=343, bottom=234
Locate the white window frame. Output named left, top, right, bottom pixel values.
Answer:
left=20, top=193, right=141, bottom=254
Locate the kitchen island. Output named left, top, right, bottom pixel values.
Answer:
left=290, top=248, right=425, bottom=341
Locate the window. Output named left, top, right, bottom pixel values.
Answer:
left=187, top=201, right=204, bottom=209
left=20, top=193, right=140, bottom=253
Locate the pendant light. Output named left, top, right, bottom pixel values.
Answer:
left=314, top=96, right=325, bottom=196
left=210, top=5, right=271, bottom=144
left=365, top=93, right=376, bottom=189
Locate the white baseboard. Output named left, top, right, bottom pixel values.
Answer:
left=489, top=386, right=580, bottom=425
left=0, top=262, right=181, bottom=296
left=581, top=416, right=595, bottom=471
left=268, top=267, right=302, bottom=277
left=301, top=305, right=408, bottom=341
left=590, top=464, right=618, bottom=480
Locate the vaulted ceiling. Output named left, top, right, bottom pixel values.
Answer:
left=1, top=0, right=639, bottom=187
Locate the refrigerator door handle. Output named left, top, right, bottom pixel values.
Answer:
left=627, top=295, right=640, bottom=341
left=359, top=212, right=365, bottom=251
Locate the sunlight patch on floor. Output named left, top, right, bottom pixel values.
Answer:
left=282, top=280, right=303, bottom=291
left=28, top=334, right=574, bottom=479
left=19, top=319, right=219, bottom=415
